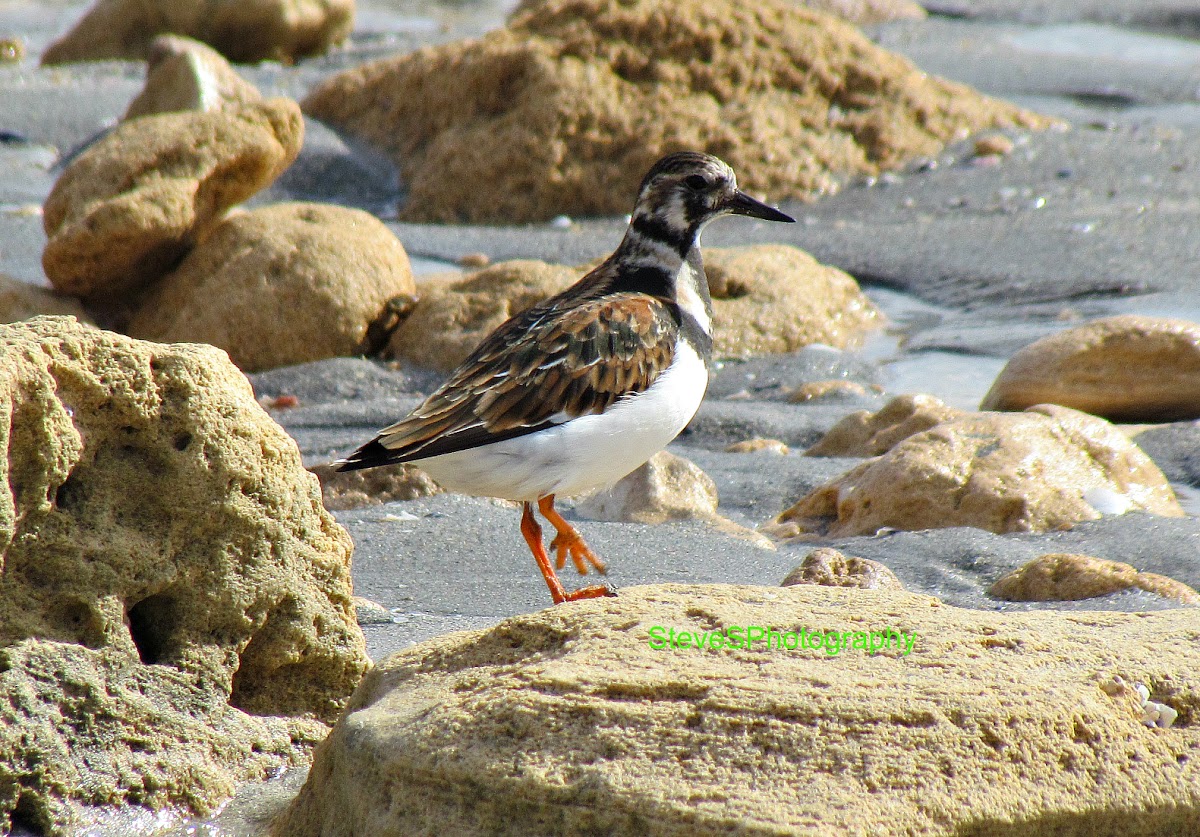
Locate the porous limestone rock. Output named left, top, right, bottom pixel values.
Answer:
left=990, top=553, right=1200, bottom=604
left=124, top=35, right=262, bottom=120
left=781, top=546, right=903, bottom=590
left=787, top=379, right=870, bottom=403
left=724, top=437, right=789, bottom=455
left=575, top=450, right=719, bottom=524
left=805, top=393, right=963, bottom=457
left=775, top=404, right=1184, bottom=538
left=126, top=202, right=414, bottom=372
left=271, top=584, right=1200, bottom=836
left=386, top=260, right=578, bottom=373
left=301, top=0, right=1049, bottom=223
left=43, top=98, right=303, bottom=299
left=42, top=0, right=354, bottom=65
left=309, top=462, right=441, bottom=511
left=981, top=315, right=1200, bottom=422
left=0, top=317, right=369, bottom=834
left=803, top=0, right=925, bottom=23
left=704, top=245, right=883, bottom=356
left=0, top=273, right=91, bottom=323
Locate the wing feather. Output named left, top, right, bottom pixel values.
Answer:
left=336, top=293, right=681, bottom=469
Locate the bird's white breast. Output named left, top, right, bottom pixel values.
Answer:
left=417, top=339, right=709, bottom=501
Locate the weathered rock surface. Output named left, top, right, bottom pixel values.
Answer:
left=775, top=404, right=1184, bottom=538
left=272, top=584, right=1200, bottom=837
left=990, top=552, right=1200, bottom=604
left=0, top=317, right=369, bottom=834
left=981, top=315, right=1200, bottom=422
left=42, top=0, right=354, bottom=65
left=724, top=437, right=789, bottom=454
left=43, top=98, right=303, bottom=299
left=124, top=35, right=262, bottom=120
left=386, top=260, right=576, bottom=374
left=805, top=393, right=964, bottom=457
left=309, top=462, right=441, bottom=512
left=704, top=245, right=883, bottom=356
left=0, top=273, right=91, bottom=323
left=804, top=0, right=925, bottom=23
left=575, top=450, right=719, bottom=524
left=302, top=0, right=1048, bottom=223
left=126, top=202, right=414, bottom=372
left=781, top=546, right=904, bottom=589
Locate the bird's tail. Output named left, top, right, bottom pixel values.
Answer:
left=332, top=438, right=405, bottom=472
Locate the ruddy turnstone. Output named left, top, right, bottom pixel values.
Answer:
left=337, top=152, right=794, bottom=604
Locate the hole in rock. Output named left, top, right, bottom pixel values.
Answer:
left=127, top=593, right=177, bottom=665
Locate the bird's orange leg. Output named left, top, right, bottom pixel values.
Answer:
left=521, top=501, right=614, bottom=604
left=538, top=494, right=608, bottom=576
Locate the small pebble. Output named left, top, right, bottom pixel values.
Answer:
left=0, top=38, right=23, bottom=63
left=973, top=134, right=1014, bottom=157
left=550, top=215, right=573, bottom=229
left=259, top=394, right=300, bottom=410
left=458, top=252, right=490, bottom=268
left=725, top=438, right=789, bottom=455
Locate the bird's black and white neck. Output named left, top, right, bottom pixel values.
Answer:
left=335, top=151, right=793, bottom=604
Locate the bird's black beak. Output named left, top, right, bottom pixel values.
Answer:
left=725, top=190, right=795, bottom=223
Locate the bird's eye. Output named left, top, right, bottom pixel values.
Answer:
left=684, top=174, right=708, bottom=190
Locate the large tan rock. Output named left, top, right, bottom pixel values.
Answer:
left=803, top=0, right=925, bottom=23
left=271, top=584, right=1200, bottom=837
left=43, top=98, right=302, bottom=300
left=806, top=393, right=964, bottom=457
left=575, top=450, right=719, bottom=524
left=124, top=35, right=262, bottom=120
left=0, top=274, right=91, bottom=324
left=42, top=0, right=354, bottom=65
left=981, top=315, right=1200, bottom=422
left=126, top=202, right=415, bottom=372
left=775, top=404, right=1184, bottom=538
left=386, top=260, right=578, bottom=373
left=705, top=245, right=883, bottom=356
left=0, top=317, right=369, bottom=833
left=302, top=0, right=1049, bottom=223
left=990, top=553, right=1200, bottom=604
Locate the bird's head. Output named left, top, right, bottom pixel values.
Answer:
left=630, top=152, right=794, bottom=249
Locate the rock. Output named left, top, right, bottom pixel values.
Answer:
left=781, top=546, right=904, bottom=589
left=575, top=450, right=718, bottom=524
left=43, top=98, right=303, bottom=299
left=301, top=0, right=1049, bottom=223
left=705, top=245, right=884, bottom=356
left=724, top=437, right=789, bottom=454
left=787, top=379, right=870, bottom=402
left=309, top=462, right=441, bottom=511
left=802, top=0, right=925, bottom=23
left=41, top=0, right=353, bottom=65
left=0, top=317, right=369, bottom=833
left=0, top=37, right=23, bottom=63
left=973, top=132, right=1015, bottom=157
left=126, top=202, right=415, bottom=372
left=0, top=274, right=92, bottom=323
left=775, top=404, right=1184, bottom=538
left=271, top=584, right=1200, bottom=837
left=991, top=553, right=1200, bottom=605
left=386, top=260, right=577, bottom=373
left=981, top=315, right=1200, bottom=422
left=805, top=393, right=963, bottom=457
left=124, top=35, right=262, bottom=120
left=352, top=597, right=395, bottom=625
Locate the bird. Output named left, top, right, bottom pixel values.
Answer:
left=336, top=152, right=794, bottom=604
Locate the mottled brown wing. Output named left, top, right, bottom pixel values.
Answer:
left=342, top=293, right=680, bottom=467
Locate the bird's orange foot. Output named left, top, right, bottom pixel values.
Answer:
left=550, top=530, right=608, bottom=576
left=561, top=583, right=618, bottom=602
left=539, top=495, right=607, bottom=576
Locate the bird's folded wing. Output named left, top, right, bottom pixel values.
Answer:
left=343, top=293, right=680, bottom=467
